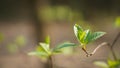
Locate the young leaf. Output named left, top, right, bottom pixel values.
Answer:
left=53, top=42, right=76, bottom=53
left=39, top=43, right=51, bottom=54
left=45, top=36, right=50, bottom=44
left=83, top=29, right=91, bottom=44
left=90, top=32, right=106, bottom=42
left=74, top=24, right=83, bottom=42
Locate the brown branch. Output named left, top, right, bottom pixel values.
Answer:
left=82, top=47, right=89, bottom=57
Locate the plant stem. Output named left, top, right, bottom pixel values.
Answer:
left=82, top=47, right=90, bottom=57
left=48, top=56, right=54, bottom=68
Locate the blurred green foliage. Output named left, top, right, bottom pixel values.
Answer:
left=7, top=43, right=18, bottom=53
left=7, top=35, right=26, bottom=53
left=115, top=16, right=120, bottom=27
left=15, top=35, right=26, bottom=46
left=0, top=33, right=4, bottom=43
left=39, top=6, right=83, bottom=22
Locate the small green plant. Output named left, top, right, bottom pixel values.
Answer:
left=74, top=24, right=106, bottom=56
left=28, top=36, right=76, bottom=68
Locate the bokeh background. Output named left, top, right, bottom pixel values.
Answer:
left=0, top=0, right=120, bottom=68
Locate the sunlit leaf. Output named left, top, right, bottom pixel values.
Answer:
left=74, top=24, right=83, bottom=42
left=94, top=61, right=108, bottom=68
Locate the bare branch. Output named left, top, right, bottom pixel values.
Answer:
left=91, top=42, right=108, bottom=55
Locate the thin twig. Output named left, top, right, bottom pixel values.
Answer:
left=91, top=42, right=108, bottom=55
left=89, top=42, right=117, bottom=60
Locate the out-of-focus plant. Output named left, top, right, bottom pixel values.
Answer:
left=115, top=16, right=120, bottom=27
left=0, top=33, right=4, bottom=43
left=28, top=36, right=76, bottom=68
left=74, top=24, right=106, bottom=56
left=39, top=6, right=83, bottom=22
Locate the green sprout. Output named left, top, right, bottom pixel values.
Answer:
left=74, top=24, right=106, bottom=56
left=28, top=36, right=76, bottom=68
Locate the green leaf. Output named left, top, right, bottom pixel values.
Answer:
left=94, top=61, right=109, bottom=68
left=74, top=24, right=83, bottom=42
left=83, top=29, right=91, bottom=44
left=39, top=43, right=51, bottom=55
left=53, top=42, right=76, bottom=53
left=45, top=36, right=50, bottom=44
left=90, top=32, right=106, bottom=42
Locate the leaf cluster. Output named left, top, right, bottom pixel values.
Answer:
left=74, top=24, right=106, bottom=47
